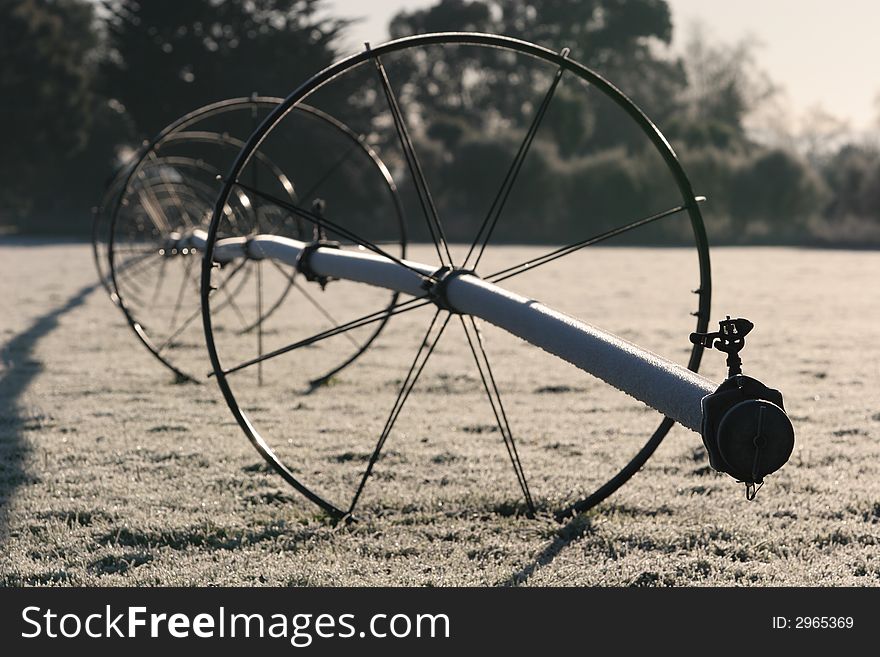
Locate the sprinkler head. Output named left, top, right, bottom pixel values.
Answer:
left=693, top=318, right=795, bottom=497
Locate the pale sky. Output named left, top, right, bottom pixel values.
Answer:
left=327, top=0, right=880, bottom=133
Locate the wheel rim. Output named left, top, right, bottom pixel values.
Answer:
left=93, top=162, right=135, bottom=303
left=203, top=33, right=712, bottom=519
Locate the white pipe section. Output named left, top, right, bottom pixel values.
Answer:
left=193, top=229, right=716, bottom=432
left=191, top=229, right=433, bottom=296
left=445, top=277, right=715, bottom=431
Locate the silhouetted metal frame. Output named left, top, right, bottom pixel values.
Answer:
left=108, top=97, right=282, bottom=381
left=202, top=33, right=712, bottom=520
left=109, top=141, right=267, bottom=381
left=121, top=132, right=301, bottom=335
left=108, top=97, right=406, bottom=383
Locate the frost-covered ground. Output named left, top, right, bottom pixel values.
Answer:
left=0, top=241, right=877, bottom=585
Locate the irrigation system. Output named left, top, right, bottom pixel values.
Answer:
left=95, top=33, right=795, bottom=520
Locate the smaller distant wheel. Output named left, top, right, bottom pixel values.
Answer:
left=108, top=97, right=405, bottom=383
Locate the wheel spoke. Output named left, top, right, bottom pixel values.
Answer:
left=116, top=255, right=164, bottom=299
left=116, top=251, right=162, bottom=279
left=168, top=256, right=195, bottom=329
left=135, top=179, right=173, bottom=235
left=464, top=52, right=568, bottom=271
left=113, top=253, right=162, bottom=304
left=213, top=263, right=251, bottom=330
left=115, top=245, right=162, bottom=258
left=348, top=310, right=451, bottom=514
left=150, top=258, right=168, bottom=305
left=486, top=198, right=705, bottom=284
left=372, top=52, right=452, bottom=267
left=296, top=139, right=363, bottom=208
left=133, top=181, right=208, bottom=231
left=157, top=258, right=249, bottom=354
left=459, top=315, right=535, bottom=515
left=232, top=180, right=435, bottom=283
left=153, top=156, right=195, bottom=229
left=237, top=257, right=297, bottom=335
left=249, top=110, right=266, bottom=385
left=156, top=305, right=201, bottom=354
left=256, top=260, right=264, bottom=386
left=212, top=295, right=432, bottom=378
left=292, top=281, right=361, bottom=349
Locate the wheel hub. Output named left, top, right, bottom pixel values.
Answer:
left=423, top=266, right=478, bottom=314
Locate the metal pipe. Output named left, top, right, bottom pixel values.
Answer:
left=192, top=229, right=716, bottom=431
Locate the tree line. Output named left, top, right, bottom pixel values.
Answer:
left=1, top=0, right=877, bottom=244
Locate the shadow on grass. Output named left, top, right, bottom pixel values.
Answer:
left=498, top=513, right=594, bottom=586
left=0, top=282, right=98, bottom=540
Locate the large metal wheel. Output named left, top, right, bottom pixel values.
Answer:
left=202, top=33, right=712, bottom=520
left=108, top=97, right=405, bottom=383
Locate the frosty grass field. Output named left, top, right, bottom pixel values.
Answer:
left=0, top=240, right=877, bottom=586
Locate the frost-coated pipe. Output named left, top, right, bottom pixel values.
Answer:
left=191, top=229, right=716, bottom=432
left=445, top=276, right=715, bottom=431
